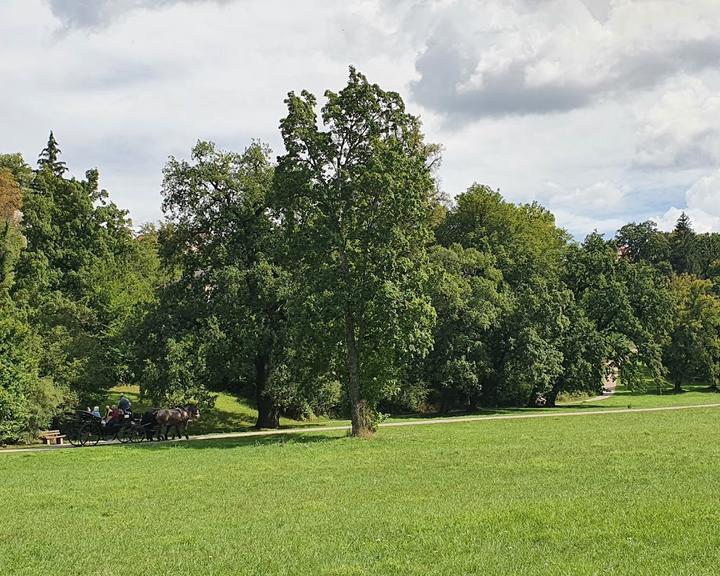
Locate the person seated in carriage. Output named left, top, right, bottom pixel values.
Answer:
left=104, top=405, right=122, bottom=426
left=118, top=393, right=131, bottom=414
left=91, top=406, right=101, bottom=418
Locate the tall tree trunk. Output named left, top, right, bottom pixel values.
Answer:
left=674, top=375, right=683, bottom=394
left=254, top=353, right=279, bottom=429
left=545, top=382, right=563, bottom=408
left=482, top=379, right=498, bottom=407
left=345, top=309, right=373, bottom=437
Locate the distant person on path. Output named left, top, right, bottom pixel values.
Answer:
left=118, top=393, right=131, bottom=414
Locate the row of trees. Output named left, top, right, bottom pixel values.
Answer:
left=0, top=135, right=163, bottom=442
left=2, top=68, right=719, bottom=441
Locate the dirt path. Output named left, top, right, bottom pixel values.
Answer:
left=583, top=368, right=618, bottom=402
left=3, top=401, right=720, bottom=455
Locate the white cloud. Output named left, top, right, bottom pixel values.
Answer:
left=0, top=0, right=418, bottom=225
left=654, top=171, right=720, bottom=233
left=1, top=0, right=719, bottom=235
left=551, top=209, right=627, bottom=238
left=542, top=181, right=626, bottom=212
left=410, top=0, right=720, bottom=119
left=634, top=75, right=720, bottom=169
left=687, top=171, right=720, bottom=219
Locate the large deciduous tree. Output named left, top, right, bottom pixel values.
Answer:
left=7, top=134, right=155, bottom=405
left=615, top=221, right=671, bottom=267
left=273, top=67, right=437, bottom=436
left=564, top=232, right=673, bottom=392
left=419, top=244, right=509, bottom=411
left=664, top=275, right=720, bottom=392
left=149, top=141, right=295, bottom=427
left=432, top=184, right=603, bottom=407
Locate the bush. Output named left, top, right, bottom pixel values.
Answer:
left=0, top=311, right=64, bottom=443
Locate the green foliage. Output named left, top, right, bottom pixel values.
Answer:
left=663, top=275, right=720, bottom=390
left=3, top=77, right=720, bottom=443
left=0, top=305, right=63, bottom=443
left=140, top=141, right=311, bottom=424
left=418, top=243, right=509, bottom=410
left=669, top=212, right=700, bottom=275
left=37, top=130, right=67, bottom=177
left=437, top=184, right=569, bottom=285
left=432, top=185, right=601, bottom=407
left=564, top=232, right=673, bottom=391
left=0, top=169, right=24, bottom=294
left=274, top=67, right=437, bottom=434
left=1, top=135, right=161, bottom=437
left=615, top=220, right=671, bottom=266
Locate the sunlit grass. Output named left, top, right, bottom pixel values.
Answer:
left=3, top=406, right=720, bottom=575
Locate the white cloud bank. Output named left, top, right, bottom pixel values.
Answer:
left=655, top=171, right=720, bottom=233
left=0, top=0, right=719, bottom=236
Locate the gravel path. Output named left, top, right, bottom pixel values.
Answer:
left=583, top=368, right=619, bottom=402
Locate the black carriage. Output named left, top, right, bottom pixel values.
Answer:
left=60, top=410, right=147, bottom=447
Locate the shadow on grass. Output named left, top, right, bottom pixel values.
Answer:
left=189, top=409, right=257, bottom=435
left=191, top=414, right=345, bottom=436
left=613, top=384, right=719, bottom=397
left=387, top=402, right=618, bottom=421
left=129, top=431, right=346, bottom=451
left=604, top=384, right=720, bottom=398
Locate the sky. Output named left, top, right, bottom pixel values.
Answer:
left=2, top=0, right=720, bottom=238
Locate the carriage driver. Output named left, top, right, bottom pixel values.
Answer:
left=118, top=393, right=131, bottom=414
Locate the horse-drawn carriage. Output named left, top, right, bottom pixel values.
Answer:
left=60, top=410, right=147, bottom=447
left=59, top=405, right=200, bottom=447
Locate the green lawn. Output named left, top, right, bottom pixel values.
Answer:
left=597, top=382, right=720, bottom=409
left=3, top=404, right=720, bottom=575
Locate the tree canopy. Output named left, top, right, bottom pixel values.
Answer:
left=273, top=67, right=438, bottom=436
left=1, top=76, right=720, bottom=443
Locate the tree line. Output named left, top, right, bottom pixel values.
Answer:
left=1, top=68, right=719, bottom=442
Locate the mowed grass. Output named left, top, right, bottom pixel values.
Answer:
left=3, top=406, right=720, bottom=575
left=598, top=382, right=720, bottom=409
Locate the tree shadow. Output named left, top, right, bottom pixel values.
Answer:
left=387, top=403, right=615, bottom=421
left=128, top=431, right=346, bottom=451
left=612, top=383, right=719, bottom=397
left=189, top=408, right=257, bottom=435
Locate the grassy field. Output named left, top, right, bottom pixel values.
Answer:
left=2, top=400, right=720, bottom=575
left=595, top=382, right=720, bottom=408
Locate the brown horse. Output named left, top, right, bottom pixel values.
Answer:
left=148, top=405, right=200, bottom=440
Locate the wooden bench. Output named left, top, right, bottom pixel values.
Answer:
left=40, top=430, right=66, bottom=446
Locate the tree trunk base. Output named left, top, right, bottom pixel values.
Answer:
left=255, top=410, right=280, bottom=429
left=350, top=398, right=375, bottom=437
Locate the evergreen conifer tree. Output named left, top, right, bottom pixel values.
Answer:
left=37, top=131, right=67, bottom=176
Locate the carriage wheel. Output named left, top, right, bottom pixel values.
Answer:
left=117, top=425, right=132, bottom=444
left=80, top=422, right=101, bottom=446
left=67, top=425, right=83, bottom=447
left=129, top=425, right=145, bottom=444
